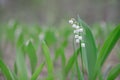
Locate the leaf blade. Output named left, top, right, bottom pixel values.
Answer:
left=0, top=59, right=15, bottom=80
left=64, top=49, right=79, bottom=76
left=16, top=48, right=28, bottom=80
left=31, top=62, right=45, bottom=80
left=25, top=41, right=37, bottom=74
left=78, top=17, right=97, bottom=79
left=106, top=64, right=120, bottom=80
left=41, top=41, right=54, bottom=79
left=94, top=25, right=120, bottom=79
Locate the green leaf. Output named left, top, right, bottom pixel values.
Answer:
left=41, top=41, right=54, bottom=79
left=0, top=59, right=15, bottom=80
left=31, top=62, right=45, bottom=80
left=16, top=48, right=28, bottom=80
left=16, top=33, right=24, bottom=47
left=78, top=17, right=97, bottom=80
left=13, top=62, right=17, bottom=75
left=25, top=41, right=37, bottom=74
left=75, top=60, right=84, bottom=80
left=94, top=25, right=120, bottom=79
left=64, top=49, right=79, bottom=76
left=55, top=46, right=66, bottom=67
left=44, top=29, right=56, bottom=46
left=106, top=64, right=120, bottom=80
left=6, top=20, right=18, bottom=42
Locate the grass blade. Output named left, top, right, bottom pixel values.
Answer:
left=31, top=62, right=45, bottom=80
left=55, top=46, right=66, bottom=67
left=41, top=41, right=54, bottom=79
left=76, top=60, right=84, bottom=80
left=16, top=48, right=28, bottom=80
left=0, top=59, right=15, bottom=80
left=106, top=64, right=120, bottom=80
left=45, top=29, right=57, bottom=46
left=64, top=49, right=79, bottom=76
left=25, top=41, right=37, bottom=74
left=16, top=33, right=24, bottom=48
left=78, top=17, right=97, bottom=80
left=94, top=25, right=120, bottom=79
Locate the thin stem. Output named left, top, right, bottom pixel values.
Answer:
left=80, top=49, right=84, bottom=75
left=73, top=33, right=83, bottom=80
left=75, top=59, right=81, bottom=80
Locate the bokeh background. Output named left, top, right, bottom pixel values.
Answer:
left=0, top=0, right=120, bottom=25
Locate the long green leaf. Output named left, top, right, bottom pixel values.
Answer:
left=31, top=62, right=45, bottom=80
left=64, top=49, right=79, bottom=76
left=7, top=20, right=18, bottom=43
left=45, top=29, right=57, bottom=46
left=0, top=59, right=15, bottom=80
left=55, top=46, right=66, bottom=67
left=14, top=34, right=28, bottom=80
left=94, top=25, right=120, bottom=79
left=106, top=64, right=120, bottom=80
left=75, top=60, right=84, bottom=80
left=16, top=33, right=24, bottom=48
left=16, top=48, right=28, bottom=80
left=25, top=41, right=37, bottom=74
left=78, top=17, right=97, bottom=80
left=41, top=41, right=54, bottom=79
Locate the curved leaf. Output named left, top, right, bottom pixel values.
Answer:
left=0, top=59, right=15, bottom=80
left=106, top=64, right=120, bottom=80
left=64, top=49, right=80, bottom=76
left=93, top=25, right=120, bottom=79
left=41, top=41, right=54, bottom=79
left=31, top=62, right=45, bottom=80
left=16, top=48, right=28, bottom=80
left=78, top=17, right=97, bottom=80
left=25, top=41, right=37, bottom=74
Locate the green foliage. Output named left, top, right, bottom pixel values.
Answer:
left=41, top=41, right=54, bottom=79
left=106, top=64, right=120, bottom=80
left=0, top=59, right=15, bottom=80
left=64, top=49, right=79, bottom=76
left=16, top=48, right=28, bottom=80
left=0, top=19, right=120, bottom=80
left=25, top=41, right=37, bottom=74
left=78, top=18, right=97, bottom=80
left=44, top=29, right=57, bottom=46
left=31, top=62, right=45, bottom=80
left=93, top=25, right=120, bottom=79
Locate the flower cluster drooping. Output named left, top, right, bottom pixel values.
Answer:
left=69, top=18, right=85, bottom=47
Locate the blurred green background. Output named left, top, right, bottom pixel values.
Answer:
left=0, top=0, right=120, bottom=25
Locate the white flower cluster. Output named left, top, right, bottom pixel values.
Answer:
left=69, top=18, right=85, bottom=47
